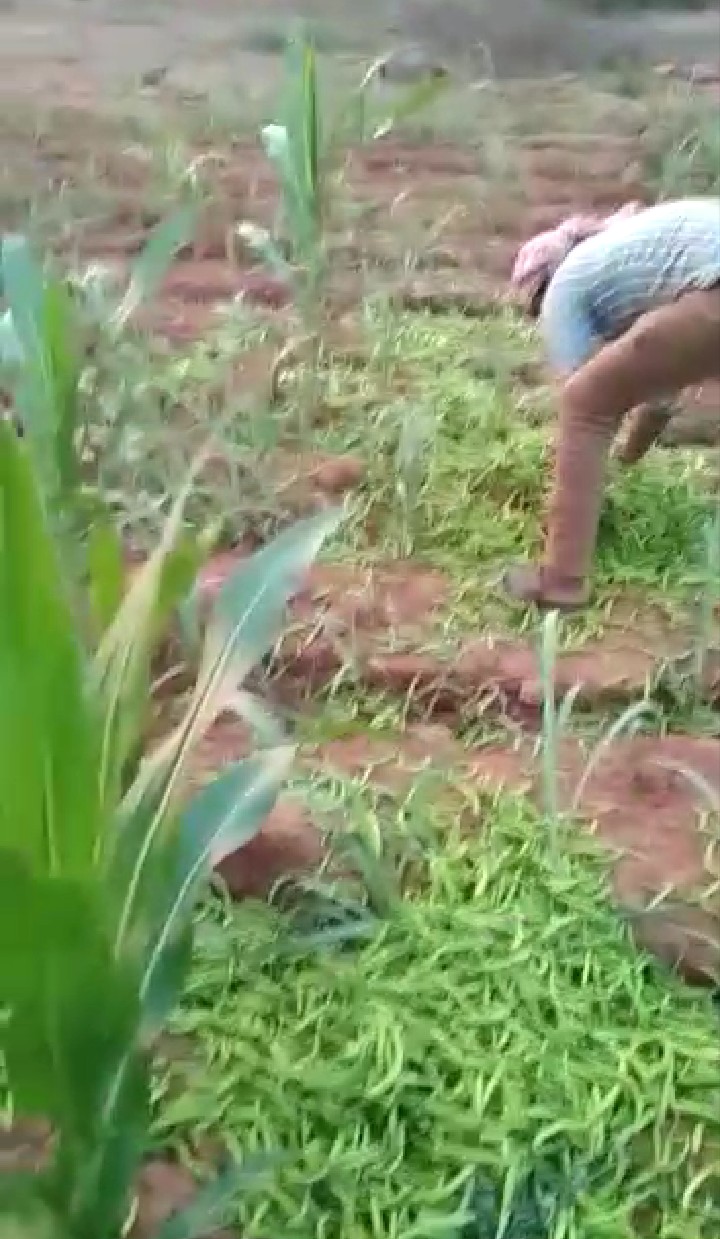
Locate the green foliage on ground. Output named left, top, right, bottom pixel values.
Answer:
left=161, top=788, right=720, bottom=1238
left=1, top=40, right=720, bottom=1239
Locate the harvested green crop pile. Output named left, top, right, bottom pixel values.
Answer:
left=160, top=796, right=720, bottom=1238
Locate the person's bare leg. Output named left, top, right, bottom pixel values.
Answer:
left=504, top=286, right=720, bottom=609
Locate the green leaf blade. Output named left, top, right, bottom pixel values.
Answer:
left=0, top=852, right=139, bottom=1141
left=203, top=506, right=342, bottom=682
left=0, top=425, right=102, bottom=876
left=139, top=747, right=293, bottom=1022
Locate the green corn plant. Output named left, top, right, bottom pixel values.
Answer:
left=239, top=29, right=449, bottom=426
left=242, top=30, right=450, bottom=309
left=0, top=418, right=341, bottom=1238
left=235, top=35, right=323, bottom=332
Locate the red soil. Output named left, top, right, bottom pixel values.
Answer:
left=190, top=548, right=720, bottom=985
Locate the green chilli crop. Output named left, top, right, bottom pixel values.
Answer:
left=160, top=790, right=720, bottom=1239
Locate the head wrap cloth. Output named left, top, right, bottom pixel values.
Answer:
left=510, top=203, right=641, bottom=298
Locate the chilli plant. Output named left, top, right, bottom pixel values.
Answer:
left=0, top=234, right=342, bottom=1237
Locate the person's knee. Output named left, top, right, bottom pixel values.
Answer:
left=562, top=366, right=614, bottom=425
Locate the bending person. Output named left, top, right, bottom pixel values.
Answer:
left=505, top=197, right=720, bottom=610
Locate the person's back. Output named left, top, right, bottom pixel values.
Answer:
left=504, top=196, right=720, bottom=610
left=540, top=197, right=720, bottom=373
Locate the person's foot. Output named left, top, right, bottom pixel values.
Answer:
left=501, top=563, right=589, bottom=611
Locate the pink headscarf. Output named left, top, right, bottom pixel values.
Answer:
left=510, top=203, right=642, bottom=298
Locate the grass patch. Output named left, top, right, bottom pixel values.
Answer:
left=307, top=311, right=717, bottom=631
left=83, top=299, right=717, bottom=644
left=160, top=787, right=720, bottom=1237
left=642, top=87, right=720, bottom=198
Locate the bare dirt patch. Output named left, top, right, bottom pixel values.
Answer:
left=197, top=549, right=720, bottom=719
left=217, top=797, right=325, bottom=901
left=132, top=1159, right=237, bottom=1239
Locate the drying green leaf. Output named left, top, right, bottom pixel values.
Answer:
left=114, top=746, right=293, bottom=1031
left=202, top=506, right=341, bottom=686
left=371, top=71, right=450, bottom=140
left=0, top=307, right=24, bottom=365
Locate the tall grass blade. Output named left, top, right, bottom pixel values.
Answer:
left=1, top=235, right=82, bottom=510
left=94, top=466, right=204, bottom=817
left=372, top=73, right=450, bottom=140
left=695, top=506, right=720, bottom=691
left=87, top=521, right=126, bottom=637
left=572, top=701, right=660, bottom=813
left=651, top=758, right=720, bottom=817
left=538, top=611, right=561, bottom=821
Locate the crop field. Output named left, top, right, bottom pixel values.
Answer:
left=0, top=3, right=719, bottom=1237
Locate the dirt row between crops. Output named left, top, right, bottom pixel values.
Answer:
left=56, top=131, right=717, bottom=440
left=185, top=533, right=720, bottom=989
left=72, top=135, right=654, bottom=327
